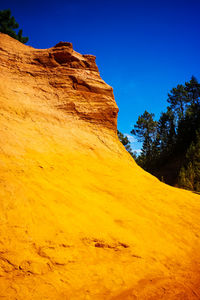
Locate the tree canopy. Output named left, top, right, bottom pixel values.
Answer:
left=131, top=76, right=200, bottom=192
left=117, top=130, right=136, bottom=158
left=130, top=111, right=157, bottom=168
left=0, top=9, right=28, bottom=43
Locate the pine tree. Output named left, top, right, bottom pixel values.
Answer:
left=185, top=76, right=200, bottom=105
left=0, top=9, right=28, bottom=43
left=131, top=111, right=157, bottom=147
left=157, top=108, right=176, bottom=154
left=132, top=77, right=200, bottom=188
left=167, top=84, right=188, bottom=120
left=131, top=111, right=157, bottom=169
left=117, top=130, right=135, bottom=158
left=178, top=166, right=187, bottom=188
left=178, top=166, right=193, bottom=190
left=191, top=132, right=200, bottom=191
left=178, top=131, right=200, bottom=191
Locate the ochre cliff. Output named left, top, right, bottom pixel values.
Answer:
left=0, top=33, right=200, bottom=300
left=0, top=34, right=118, bottom=130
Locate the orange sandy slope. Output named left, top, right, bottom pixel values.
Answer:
left=0, top=34, right=200, bottom=299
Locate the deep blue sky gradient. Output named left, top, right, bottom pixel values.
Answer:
left=1, top=0, right=200, bottom=151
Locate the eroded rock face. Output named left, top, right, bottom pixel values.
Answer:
left=0, top=33, right=118, bottom=130
left=0, top=34, right=200, bottom=300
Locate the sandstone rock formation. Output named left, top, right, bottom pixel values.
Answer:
left=0, top=34, right=118, bottom=130
left=0, top=33, right=200, bottom=299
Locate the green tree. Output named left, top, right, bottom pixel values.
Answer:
left=178, top=131, right=200, bottom=191
left=156, top=108, right=176, bottom=154
left=185, top=76, right=200, bottom=105
left=0, top=9, right=28, bottom=43
left=117, top=130, right=135, bottom=158
left=131, top=77, right=200, bottom=189
left=131, top=110, right=157, bottom=159
left=167, top=84, right=188, bottom=120
left=178, top=166, right=193, bottom=190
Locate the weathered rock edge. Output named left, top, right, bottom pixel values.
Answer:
left=0, top=33, right=119, bottom=130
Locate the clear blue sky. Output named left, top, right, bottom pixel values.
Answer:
left=1, top=0, right=200, bottom=151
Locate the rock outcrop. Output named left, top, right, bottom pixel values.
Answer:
left=0, top=33, right=200, bottom=300
left=0, top=34, right=118, bottom=130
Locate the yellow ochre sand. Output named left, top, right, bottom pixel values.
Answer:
left=0, top=34, right=200, bottom=299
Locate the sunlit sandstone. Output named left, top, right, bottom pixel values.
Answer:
left=0, top=33, right=200, bottom=299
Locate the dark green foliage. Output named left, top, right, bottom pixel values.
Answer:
left=130, top=110, right=157, bottom=143
left=117, top=130, right=136, bottom=158
left=178, top=132, right=200, bottom=192
left=0, top=9, right=28, bottom=43
left=167, top=84, right=188, bottom=120
left=185, top=76, right=200, bottom=105
left=178, top=166, right=193, bottom=190
left=156, top=107, right=176, bottom=154
left=131, top=76, right=200, bottom=192
left=130, top=111, right=157, bottom=168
